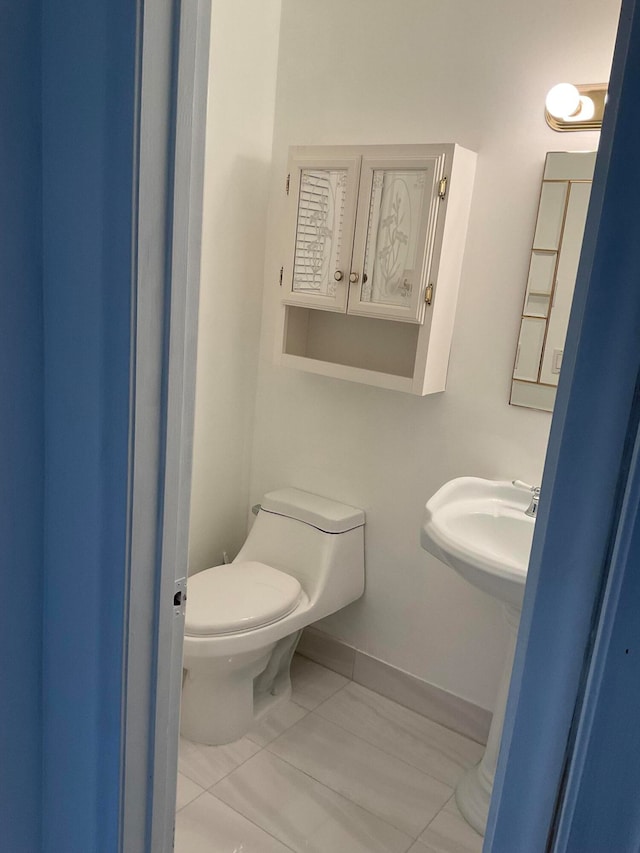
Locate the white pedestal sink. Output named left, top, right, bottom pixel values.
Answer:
left=421, top=477, right=535, bottom=836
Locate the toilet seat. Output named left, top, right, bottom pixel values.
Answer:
left=185, top=561, right=302, bottom=637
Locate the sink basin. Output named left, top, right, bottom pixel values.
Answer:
left=421, top=477, right=535, bottom=609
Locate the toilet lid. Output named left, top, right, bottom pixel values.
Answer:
left=185, top=561, right=302, bottom=637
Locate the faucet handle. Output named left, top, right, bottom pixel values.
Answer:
left=512, top=479, right=540, bottom=494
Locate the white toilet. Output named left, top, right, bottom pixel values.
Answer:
left=181, top=488, right=365, bottom=745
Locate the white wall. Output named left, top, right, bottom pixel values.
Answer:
left=249, top=0, right=620, bottom=709
left=189, top=0, right=282, bottom=573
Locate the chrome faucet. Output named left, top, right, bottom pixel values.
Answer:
left=512, top=480, right=541, bottom=518
left=525, top=486, right=541, bottom=518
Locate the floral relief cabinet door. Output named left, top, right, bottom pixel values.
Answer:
left=281, top=150, right=361, bottom=312
left=347, top=152, right=446, bottom=323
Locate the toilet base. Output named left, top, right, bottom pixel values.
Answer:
left=181, top=645, right=275, bottom=744
left=180, top=630, right=302, bottom=745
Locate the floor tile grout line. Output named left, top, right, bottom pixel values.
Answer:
left=206, top=789, right=298, bottom=853
left=294, top=656, right=480, bottom=742
left=311, top=696, right=477, bottom=790
left=245, top=702, right=311, bottom=748
left=178, top=694, right=314, bottom=790
left=175, top=788, right=208, bottom=814
left=259, top=741, right=431, bottom=843
left=420, top=794, right=456, bottom=834
left=291, top=674, right=350, bottom=711
left=245, top=745, right=417, bottom=843
left=178, top=765, right=208, bottom=790
left=179, top=744, right=477, bottom=850
left=297, top=670, right=484, bottom=843
left=309, top=656, right=490, bottom=747
left=402, top=835, right=426, bottom=853
left=207, top=742, right=267, bottom=792
left=314, top=679, right=483, bottom=753
left=268, top=706, right=456, bottom=801
left=178, top=738, right=263, bottom=791
left=418, top=794, right=485, bottom=849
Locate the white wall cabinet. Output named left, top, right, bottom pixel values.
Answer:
left=276, top=144, right=476, bottom=395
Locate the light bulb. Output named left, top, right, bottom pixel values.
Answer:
left=576, top=95, right=595, bottom=121
left=545, top=83, right=581, bottom=119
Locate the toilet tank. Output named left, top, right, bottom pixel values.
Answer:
left=234, top=488, right=365, bottom=614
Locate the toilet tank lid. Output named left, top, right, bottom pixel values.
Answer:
left=261, top=488, right=365, bottom=534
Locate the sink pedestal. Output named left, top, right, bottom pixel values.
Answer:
left=455, top=603, right=520, bottom=836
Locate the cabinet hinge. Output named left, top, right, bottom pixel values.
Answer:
left=425, top=283, right=434, bottom=305
left=279, top=266, right=284, bottom=287
left=438, top=177, right=447, bottom=200
left=286, top=173, right=291, bottom=195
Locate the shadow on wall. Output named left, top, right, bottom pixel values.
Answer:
left=189, top=155, right=274, bottom=575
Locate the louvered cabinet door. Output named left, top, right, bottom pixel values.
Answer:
left=282, top=150, right=361, bottom=312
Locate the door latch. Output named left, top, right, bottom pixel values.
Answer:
left=174, top=579, right=187, bottom=617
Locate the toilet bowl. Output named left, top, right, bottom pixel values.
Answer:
left=181, top=488, right=365, bottom=745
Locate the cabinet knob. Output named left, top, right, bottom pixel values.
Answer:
left=334, top=270, right=344, bottom=281
left=349, top=272, right=360, bottom=284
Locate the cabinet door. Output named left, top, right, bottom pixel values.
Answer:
left=347, top=153, right=445, bottom=323
left=282, top=152, right=361, bottom=312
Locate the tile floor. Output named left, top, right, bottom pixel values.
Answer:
left=176, top=655, right=485, bottom=853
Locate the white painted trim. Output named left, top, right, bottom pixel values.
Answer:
left=120, top=1, right=210, bottom=851
left=150, top=0, right=211, bottom=849
left=119, top=0, right=169, bottom=846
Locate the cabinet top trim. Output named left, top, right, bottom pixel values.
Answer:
left=288, top=143, right=471, bottom=160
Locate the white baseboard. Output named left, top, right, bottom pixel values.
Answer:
left=297, top=627, right=491, bottom=745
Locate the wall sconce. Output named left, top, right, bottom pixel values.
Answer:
left=545, top=83, right=607, bottom=131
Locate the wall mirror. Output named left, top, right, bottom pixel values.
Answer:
left=510, top=151, right=596, bottom=412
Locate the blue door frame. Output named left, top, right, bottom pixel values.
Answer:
left=487, top=0, right=640, bottom=849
